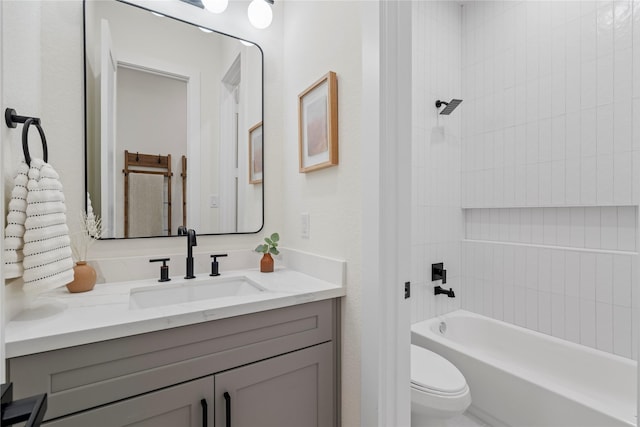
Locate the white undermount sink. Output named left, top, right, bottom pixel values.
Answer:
left=129, top=276, right=266, bottom=309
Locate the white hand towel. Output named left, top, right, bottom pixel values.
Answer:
left=4, top=162, right=29, bottom=278
left=4, top=159, right=74, bottom=292
left=129, top=173, right=165, bottom=237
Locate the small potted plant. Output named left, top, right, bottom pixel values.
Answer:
left=67, top=207, right=104, bottom=293
left=254, top=232, right=280, bottom=273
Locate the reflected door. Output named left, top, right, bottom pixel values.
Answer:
left=100, top=19, right=117, bottom=238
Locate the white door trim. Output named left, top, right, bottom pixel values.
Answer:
left=116, top=53, right=201, bottom=231
left=100, top=19, right=117, bottom=238
left=219, top=54, right=242, bottom=233
left=361, top=1, right=412, bottom=426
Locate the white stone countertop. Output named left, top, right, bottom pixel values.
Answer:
left=5, top=267, right=345, bottom=358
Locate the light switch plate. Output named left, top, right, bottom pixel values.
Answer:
left=210, top=195, right=219, bottom=208
left=301, top=212, right=310, bottom=238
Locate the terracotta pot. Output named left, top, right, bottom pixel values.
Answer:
left=66, top=261, right=97, bottom=293
left=260, top=253, right=274, bottom=273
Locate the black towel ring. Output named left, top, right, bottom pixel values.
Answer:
left=5, top=108, right=48, bottom=167
left=22, top=117, right=48, bottom=167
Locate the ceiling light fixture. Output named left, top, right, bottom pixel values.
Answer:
left=247, top=0, right=273, bottom=29
left=201, top=0, right=228, bottom=14
left=178, top=0, right=275, bottom=30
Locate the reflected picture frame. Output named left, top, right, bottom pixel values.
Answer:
left=249, top=122, right=263, bottom=184
left=298, top=71, right=338, bottom=173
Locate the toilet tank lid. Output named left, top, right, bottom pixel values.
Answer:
left=411, top=344, right=467, bottom=394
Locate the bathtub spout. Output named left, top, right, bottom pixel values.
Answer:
left=435, top=285, right=455, bottom=298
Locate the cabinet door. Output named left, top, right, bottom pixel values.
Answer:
left=214, top=342, right=334, bottom=427
left=44, top=376, right=214, bottom=427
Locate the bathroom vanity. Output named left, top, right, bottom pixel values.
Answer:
left=5, top=267, right=344, bottom=426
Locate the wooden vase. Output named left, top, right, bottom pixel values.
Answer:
left=66, top=261, right=97, bottom=293
left=260, top=253, right=274, bottom=273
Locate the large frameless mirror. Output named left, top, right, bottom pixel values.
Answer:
left=84, top=0, right=264, bottom=238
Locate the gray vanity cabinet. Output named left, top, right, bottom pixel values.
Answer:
left=7, top=299, right=338, bottom=426
left=43, top=376, right=214, bottom=427
left=214, top=342, right=334, bottom=427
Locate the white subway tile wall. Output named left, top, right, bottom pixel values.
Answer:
left=411, top=1, right=463, bottom=323
left=461, top=1, right=639, bottom=208
left=465, top=207, right=637, bottom=251
left=412, top=0, right=639, bottom=361
left=454, top=1, right=640, bottom=361
left=462, top=240, right=637, bottom=359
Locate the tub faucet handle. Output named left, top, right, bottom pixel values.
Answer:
left=432, top=262, right=447, bottom=284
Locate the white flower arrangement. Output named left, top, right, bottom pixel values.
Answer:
left=70, top=195, right=104, bottom=262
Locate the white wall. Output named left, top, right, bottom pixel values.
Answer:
left=3, top=0, right=51, bottom=317
left=411, top=1, right=463, bottom=324
left=282, top=2, right=363, bottom=425
left=3, top=0, right=284, bottom=319
left=460, top=1, right=639, bottom=359
left=3, top=2, right=369, bottom=423
left=464, top=207, right=637, bottom=358
left=461, top=1, right=638, bottom=209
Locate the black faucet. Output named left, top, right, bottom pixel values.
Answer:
left=434, top=285, right=455, bottom=298
left=178, top=226, right=197, bottom=279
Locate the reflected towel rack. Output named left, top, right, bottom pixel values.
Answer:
left=4, top=108, right=48, bottom=166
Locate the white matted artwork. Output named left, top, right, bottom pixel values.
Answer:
left=298, top=71, right=338, bottom=173
left=249, top=122, right=263, bottom=184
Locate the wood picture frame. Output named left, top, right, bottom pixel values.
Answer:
left=249, top=122, right=263, bottom=184
left=298, top=71, right=338, bottom=173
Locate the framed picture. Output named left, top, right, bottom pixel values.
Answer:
left=249, top=122, right=263, bottom=184
left=298, top=71, right=338, bottom=173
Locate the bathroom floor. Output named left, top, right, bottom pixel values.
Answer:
left=449, top=411, right=492, bottom=427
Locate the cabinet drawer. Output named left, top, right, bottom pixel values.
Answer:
left=9, top=299, right=334, bottom=420
left=44, top=376, right=214, bottom=427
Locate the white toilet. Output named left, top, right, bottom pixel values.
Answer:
left=410, top=344, right=471, bottom=427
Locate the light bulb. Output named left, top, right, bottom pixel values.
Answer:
left=202, top=0, right=228, bottom=14
left=248, top=0, right=272, bottom=29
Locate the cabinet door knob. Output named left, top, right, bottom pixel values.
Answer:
left=200, top=399, right=208, bottom=427
left=223, top=392, right=231, bottom=427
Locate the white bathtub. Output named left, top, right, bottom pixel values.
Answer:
left=411, top=310, right=637, bottom=427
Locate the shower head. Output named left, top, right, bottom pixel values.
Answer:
left=435, top=99, right=463, bottom=115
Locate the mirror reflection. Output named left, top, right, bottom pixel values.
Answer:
left=84, top=0, right=263, bottom=238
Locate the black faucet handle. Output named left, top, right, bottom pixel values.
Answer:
left=210, top=254, right=228, bottom=276
left=432, top=262, right=447, bottom=284
left=150, top=258, right=171, bottom=282
left=177, top=226, right=187, bottom=236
